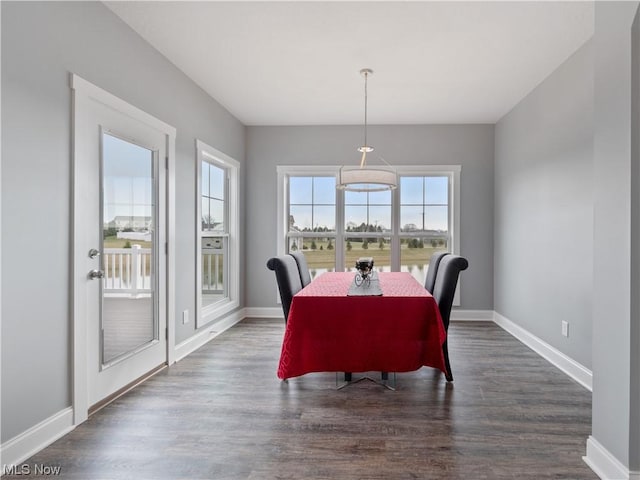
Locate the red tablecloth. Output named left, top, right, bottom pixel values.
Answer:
left=277, top=271, right=447, bottom=379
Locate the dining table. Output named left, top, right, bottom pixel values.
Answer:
left=277, top=271, right=447, bottom=380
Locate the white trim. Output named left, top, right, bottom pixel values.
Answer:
left=195, top=140, right=241, bottom=328
left=584, top=436, right=633, bottom=480
left=71, top=73, right=176, bottom=422
left=71, top=75, right=176, bottom=137
left=167, top=134, right=176, bottom=366
left=450, top=309, right=494, bottom=321
left=0, top=408, right=74, bottom=468
left=174, top=308, right=244, bottom=362
left=244, top=307, right=284, bottom=319
left=494, top=311, right=592, bottom=391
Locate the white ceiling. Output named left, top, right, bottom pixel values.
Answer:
left=105, top=1, right=594, bottom=126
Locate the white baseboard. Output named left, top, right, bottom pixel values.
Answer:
left=493, top=311, right=592, bottom=391
left=450, top=309, right=494, bottom=321
left=584, top=436, right=635, bottom=480
left=173, top=308, right=244, bottom=362
left=244, top=307, right=283, bottom=319
left=0, top=407, right=74, bottom=468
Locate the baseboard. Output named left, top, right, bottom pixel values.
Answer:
left=493, top=311, right=592, bottom=391
left=173, top=308, right=244, bottom=362
left=450, top=309, right=494, bottom=321
left=0, top=407, right=74, bottom=469
left=244, top=307, right=283, bottom=319
left=584, top=436, right=635, bottom=480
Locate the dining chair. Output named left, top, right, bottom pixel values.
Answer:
left=288, top=251, right=312, bottom=287
left=266, top=255, right=303, bottom=323
left=432, top=254, right=469, bottom=382
left=424, top=251, right=450, bottom=294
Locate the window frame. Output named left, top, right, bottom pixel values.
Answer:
left=196, top=140, right=240, bottom=327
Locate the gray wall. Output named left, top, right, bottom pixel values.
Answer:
left=1, top=1, right=245, bottom=442
left=494, top=41, right=594, bottom=369
left=592, top=1, right=639, bottom=469
left=246, top=124, right=494, bottom=311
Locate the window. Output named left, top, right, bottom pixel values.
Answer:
left=345, top=189, right=392, bottom=271
left=277, top=165, right=460, bottom=288
left=399, top=175, right=451, bottom=284
left=196, top=140, right=240, bottom=326
left=287, top=175, right=336, bottom=280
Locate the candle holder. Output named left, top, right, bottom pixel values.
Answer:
left=355, top=257, right=374, bottom=287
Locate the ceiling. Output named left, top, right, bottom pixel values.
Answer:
left=105, top=1, right=594, bottom=126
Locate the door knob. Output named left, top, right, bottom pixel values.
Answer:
left=88, top=269, right=104, bottom=280
left=88, top=248, right=100, bottom=259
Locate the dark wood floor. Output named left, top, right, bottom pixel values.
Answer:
left=7, top=320, right=597, bottom=480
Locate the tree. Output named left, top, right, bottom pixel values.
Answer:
left=291, top=241, right=298, bottom=251
left=379, top=238, right=384, bottom=250
left=346, top=240, right=352, bottom=251
left=311, top=240, right=317, bottom=250
left=418, top=239, right=424, bottom=249
left=327, top=239, right=334, bottom=250
left=362, top=240, right=368, bottom=250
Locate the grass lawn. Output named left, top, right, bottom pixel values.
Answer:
left=293, top=238, right=446, bottom=270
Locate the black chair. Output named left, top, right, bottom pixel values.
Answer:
left=267, top=255, right=303, bottom=323
left=289, top=251, right=312, bottom=287
left=432, top=255, right=469, bottom=382
left=424, top=251, right=450, bottom=294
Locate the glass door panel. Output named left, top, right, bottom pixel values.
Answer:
left=101, top=132, right=157, bottom=366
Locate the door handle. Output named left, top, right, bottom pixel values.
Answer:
left=88, top=269, right=105, bottom=280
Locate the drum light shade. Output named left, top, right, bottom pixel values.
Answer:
left=337, top=166, right=397, bottom=192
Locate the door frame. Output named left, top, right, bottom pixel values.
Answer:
left=71, top=74, right=176, bottom=425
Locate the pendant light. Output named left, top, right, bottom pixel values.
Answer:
left=337, top=68, right=397, bottom=192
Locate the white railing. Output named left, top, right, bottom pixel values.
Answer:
left=102, top=245, right=225, bottom=297
left=103, top=245, right=152, bottom=297
left=202, top=248, right=224, bottom=294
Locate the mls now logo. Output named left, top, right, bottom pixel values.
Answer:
left=2, top=464, right=62, bottom=476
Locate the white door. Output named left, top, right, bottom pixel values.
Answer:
left=73, top=76, right=172, bottom=410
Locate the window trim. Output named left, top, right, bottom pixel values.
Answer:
left=196, top=140, right=240, bottom=327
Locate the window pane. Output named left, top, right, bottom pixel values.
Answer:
left=201, top=236, right=225, bottom=308
left=313, top=205, right=336, bottom=231
left=313, top=177, right=336, bottom=204
left=344, top=190, right=367, bottom=205
left=345, top=206, right=367, bottom=230
left=209, top=198, right=225, bottom=232
left=400, top=239, right=449, bottom=286
left=132, top=177, right=151, bottom=205
left=425, top=205, right=448, bottom=232
left=425, top=176, right=448, bottom=204
left=201, top=197, right=210, bottom=230
left=368, top=205, right=391, bottom=232
left=209, top=164, right=225, bottom=200
left=288, top=236, right=335, bottom=280
left=400, top=177, right=423, bottom=204
left=201, top=161, right=210, bottom=197
left=290, top=177, right=312, bottom=204
left=344, top=237, right=391, bottom=272
left=368, top=190, right=391, bottom=205
left=290, top=205, right=312, bottom=231
left=401, top=205, right=424, bottom=232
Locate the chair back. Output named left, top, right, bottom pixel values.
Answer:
left=424, top=251, right=450, bottom=294
left=266, top=255, right=303, bottom=322
left=432, top=255, right=469, bottom=330
left=289, top=251, right=312, bottom=287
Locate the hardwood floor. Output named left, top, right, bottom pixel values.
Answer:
left=7, top=320, right=597, bottom=479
